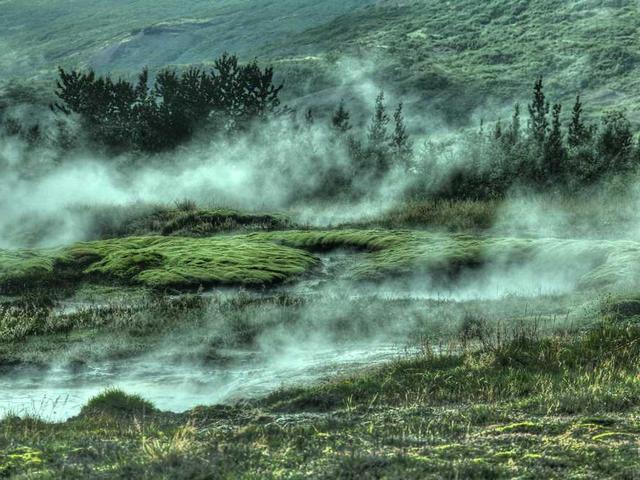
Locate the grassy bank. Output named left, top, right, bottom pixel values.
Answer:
left=3, top=228, right=640, bottom=292
left=2, top=314, right=639, bottom=478
left=0, top=235, right=318, bottom=291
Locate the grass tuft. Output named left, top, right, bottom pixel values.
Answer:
left=80, top=388, right=156, bottom=418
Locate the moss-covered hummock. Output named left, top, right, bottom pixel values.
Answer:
left=262, top=229, right=640, bottom=288
left=0, top=235, right=318, bottom=291
left=2, top=229, right=640, bottom=291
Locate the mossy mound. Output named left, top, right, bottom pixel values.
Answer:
left=0, top=235, right=319, bottom=291
left=85, top=205, right=293, bottom=239
left=79, top=389, right=156, bottom=418
left=2, top=229, right=640, bottom=291
left=261, top=230, right=640, bottom=288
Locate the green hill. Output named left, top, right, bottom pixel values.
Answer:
left=267, top=0, right=640, bottom=124
left=1, top=0, right=639, bottom=124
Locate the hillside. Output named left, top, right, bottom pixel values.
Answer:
left=0, top=0, right=375, bottom=76
left=267, top=0, right=640, bottom=124
left=1, top=1, right=639, bottom=124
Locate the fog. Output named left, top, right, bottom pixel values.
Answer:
left=1, top=54, right=638, bottom=423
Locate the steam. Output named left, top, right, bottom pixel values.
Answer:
left=0, top=112, right=412, bottom=247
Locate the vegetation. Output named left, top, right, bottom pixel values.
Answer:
left=0, top=234, right=318, bottom=291
left=53, top=53, right=283, bottom=152
left=80, top=389, right=157, bottom=418
left=2, top=2, right=640, bottom=477
left=2, top=315, right=640, bottom=478
left=3, top=229, right=640, bottom=292
left=81, top=204, right=294, bottom=239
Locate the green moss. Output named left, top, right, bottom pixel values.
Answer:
left=263, top=229, right=640, bottom=288
left=0, top=235, right=319, bottom=291
left=3, top=229, right=640, bottom=291
left=0, top=248, right=63, bottom=288
left=159, top=208, right=292, bottom=236
left=80, top=388, right=156, bottom=418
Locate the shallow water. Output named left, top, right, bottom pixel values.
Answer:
left=0, top=342, right=412, bottom=422
left=0, top=251, right=588, bottom=422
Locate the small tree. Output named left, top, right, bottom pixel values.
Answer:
left=331, top=99, right=352, bottom=133
left=597, top=109, right=635, bottom=172
left=368, top=91, right=390, bottom=148
left=567, top=94, right=592, bottom=148
left=544, top=103, right=566, bottom=180
left=304, top=108, right=314, bottom=126
left=509, top=103, right=521, bottom=143
left=528, top=77, right=549, bottom=144
left=390, top=102, right=412, bottom=162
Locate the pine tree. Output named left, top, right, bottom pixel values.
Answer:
left=544, top=103, right=566, bottom=179
left=528, top=77, right=549, bottom=144
left=331, top=99, right=352, bottom=133
left=368, top=91, right=390, bottom=148
left=305, top=108, right=314, bottom=126
left=567, top=94, right=591, bottom=148
left=493, top=119, right=503, bottom=140
left=390, top=102, right=412, bottom=158
left=508, top=103, right=521, bottom=144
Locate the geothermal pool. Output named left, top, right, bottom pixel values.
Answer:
left=0, top=342, right=412, bottom=422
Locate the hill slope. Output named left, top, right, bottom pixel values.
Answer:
left=267, top=0, right=640, bottom=123
left=1, top=0, right=639, bottom=124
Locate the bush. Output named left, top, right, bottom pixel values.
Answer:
left=80, top=388, right=157, bottom=418
left=53, top=53, right=283, bottom=152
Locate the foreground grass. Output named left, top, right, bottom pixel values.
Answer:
left=2, top=316, right=640, bottom=479
left=3, top=228, right=640, bottom=291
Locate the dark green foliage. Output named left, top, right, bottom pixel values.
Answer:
left=390, top=102, right=412, bottom=162
left=597, top=110, right=635, bottom=172
left=367, top=91, right=390, bottom=148
left=424, top=77, right=639, bottom=200
left=80, top=388, right=156, bottom=418
left=53, top=53, right=283, bottom=152
left=506, top=102, right=521, bottom=145
left=331, top=99, right=352, bottom=133
left=567, top=94, right=592, bottom=148
left=527, top=77, right=549, bottom=144
left=304, top=107, right=314, bottom=126
left=543, top=103, right=566, bottom=182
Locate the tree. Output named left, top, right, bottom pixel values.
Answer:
left=331, top=99, right=352, bottom=133
left=508, top=103, right=521, bottom=144
left=367, top=91, right=390, bottom=148
left=390, top=102, right=412, bottom=162
left=567, top=94, right=592, bottom=148
left=528, top=77, right=549, bottom=144
left=53, top=53, right=284, bottom=152
left=597, top=109, right=635, bottom=171
left=544, top=103, right=566, bottom=180
left=304, top=108, right=314, bottom=126
left=493, top=119, right=503, bottom=140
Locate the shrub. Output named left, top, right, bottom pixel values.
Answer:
left=80, top=388, right=156, bottom=417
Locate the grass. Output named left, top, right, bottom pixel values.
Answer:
left=80, top=389, right=157, bottom=418
left=0, top=0, right=376, bottom=77
left=4, top=1, right=640, bottom=127
left=0, top=235, right=319, bottom=291
left=2, top=316, right=640, bottom=478
left=3, top=227, right=640, bottom=291
left=269, top=0, right=640, bottom=124
left=80, top=203, right=294, bottom=240
left=261, top=229, right=640, bottom=288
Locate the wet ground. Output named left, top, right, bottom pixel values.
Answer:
left=0, top=251, right=589, bottom=421
left=0, top=342, right=413, bottom=421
